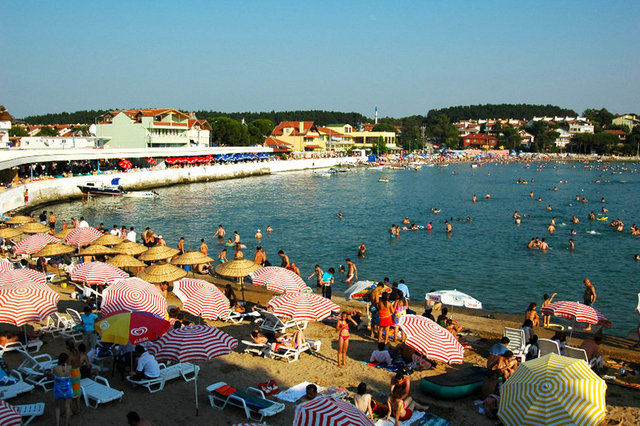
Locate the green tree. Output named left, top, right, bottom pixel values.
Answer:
left=398, top=115, right=423, bottom=151
left=583, top=108, right=614, bottom=132
left=36, top=126, right=58, bottom=137
left=501, top=127, right=521, bottom=150
left=372, top=123, right=397, bottom=133
left=374, top=136, right=388, bottom=155
left=9, top=125, right=28, bottom=137
left=427, top=113, right=459, bottom=147
left=210, top=117, right=250, bottom=146
left=250, top=119, right=274, bottom=137
left=568, top=133, right=619, bottom=154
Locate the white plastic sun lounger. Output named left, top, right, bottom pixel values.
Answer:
left=241, top=340, right=270, bottom=357
left=258, top=311, right=307, bottom=334
left=0, top=338, right=43, bottom=356
left=538, top=338, right=561, bottom=357
left=207, top=381, right=285, bottom=422
left=564, top=346, right=589, bottom=363
left=0, top=370, right=35, bottom=400
left=17, top=350, right=57, bottom=392
left=222, top=310, right=261, bottom=324
left=503, top=327, right=530, bottom=362
left=126, top=363, right=199, bottom=393
left=16, top=402, right=45, bottom=425
left=80, top=376, right=124, bottom=408
left=268, top=340, right=321, bottom=363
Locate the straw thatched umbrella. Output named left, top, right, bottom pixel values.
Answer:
left=78, top=245, right=116, bottom=257
left=16, top=222, right=51, bottom=234
left=92, top=234, right=124, bottom=246
left=0, top=228, right=23, bottom=239
left=54, top=229, right=74, bottom=239
left=106, top=255, right=147, bottom=268
left=214, top=259, right=262, bottom=303
left=137, top=263, right=187, bottom=284
left=31, top=243, right=76, bottom=258
left=171, top=251, right=214, bottom=265
left=138, top=246, right=179, bottom=262
left=5, top=216, right=33, bottom=225
left=112, top=241, right=147, bottom=256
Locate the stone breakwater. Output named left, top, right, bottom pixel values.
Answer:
left=0, top=157, right=358, bottom=215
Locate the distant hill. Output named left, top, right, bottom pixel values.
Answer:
left=428, top=104, right=578, bottom=122
left=21, top=109, right=372, bottom=126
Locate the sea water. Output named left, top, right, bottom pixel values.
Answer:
left=45, top=162, right=640, bottom=335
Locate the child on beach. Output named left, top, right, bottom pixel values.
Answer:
left=541, top=293, right=557, bottom=327
left=336, top=311, right=358, bottom=367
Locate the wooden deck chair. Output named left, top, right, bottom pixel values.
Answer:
left=207, top=381, right=285, bottom=422
left=80, top=376, right=124, bottom=408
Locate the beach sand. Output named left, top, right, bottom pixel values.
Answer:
left=2, top=273, right=639, bottom=425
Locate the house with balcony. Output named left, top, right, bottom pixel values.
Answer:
left=96, top=108, right=209, bottom=148
left=568, top=120, right=594, bottom=135
left=0, top=108, right=13, bottom=148
left=604, top=129, right=627, bottom=142
left=462, top=133, right=497, bottom=148
left=554, top=128, right=572, bottom=149
left=326, top=123, right=398, bottom=152
left=269, top=121, right=324, bottom=152
left=612, top=114, right=640, bottom=130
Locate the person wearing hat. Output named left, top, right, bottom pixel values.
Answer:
left=255, top=229, right=262, bottom=239
left=156, top=235, right=166, bottom=246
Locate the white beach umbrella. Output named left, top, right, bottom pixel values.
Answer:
left=425, top=289, right=482, bottom=310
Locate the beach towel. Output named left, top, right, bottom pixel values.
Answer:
left=362, top=361, right=404, bottom=373
left=412, top=413, right=450, bottom=426
left=375, top=410, right=426, bottom=426
left=275, top=381, right=325, bottom=402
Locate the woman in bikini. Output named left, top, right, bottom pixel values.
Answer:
left=392, top=294, right=408, bottom=342
left=336, top=311, right=358, bottom=367
left=377, top=292, right=394, bottom=344
left=53, top=352, right=73, bottom=426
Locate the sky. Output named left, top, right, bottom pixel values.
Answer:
left=2, top=0, right=639, bottom=119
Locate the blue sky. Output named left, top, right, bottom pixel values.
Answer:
left=2, top=0, right=639, bottom=118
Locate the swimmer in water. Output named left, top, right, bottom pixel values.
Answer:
left=569, top=239, right=575, bottom=250
left=634, top=254, right=640, bottom=261
left=445, top=221, right=452, bottom=233
left=472, top=194, right=477, bottom=203
left=425, top=222, right=433, bottom=231
left=539, top=238, right=549, bottom=251
left=588, top=212, right=595, bottom=221
left=358, top=243, right=366, bottom=257
left=547, top=223, right=555, bottom=233
left=266, top=225, right=273, bottom=232
left=570, top=229, right=576, bottom=236
left=402, top=217, right=410, bottom=225
left=338, top=212, right=343, bottom=219
left=537, top=197, right=542, bottom=202
left=546, top=205, right=552, bottom=211
left=530, top=192, right=534, bottom=198
left=485, top=194, right=491, bottom=199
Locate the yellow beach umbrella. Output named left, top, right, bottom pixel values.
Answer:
left=171, top=251, right=214, bottom=265
left=112, top=241, right=147, bottom=256
left=78, top=245, right=116, bottom=256
left=214, top=258, right=261, bottom=303
left=54, top=228, right=74, bottom=239
left=92, top=234, right=124, bottom=246
left=32, top=243, right=76, bottom=258
left=138, top=246, right=179, bottom=262
left=498, top=353, right=607, bottom=426
left=106, top=255, right=147, bottom=268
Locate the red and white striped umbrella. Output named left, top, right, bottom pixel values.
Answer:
left=0, top=400, right=21, bottom=426
left=293, top=396, right=374, bottom=426
left=173, top=279, right=230, bottom=320
left=399, top=314, right=464, bottom=364
left=101, top=277, right=167, bottom=318
left=267, top=293, right=340, bottom=321
left=12, top=233, right=59, bottom=255
left=541, top=301, right=611, bottom=327
left=147, top=325, right=237, bottom=363
left=0, top=258, right=13, bottom=273
left=0, top=269, right=47, bottom=286
left=250, top=266, right=308, bottom=293
left=0, top=281, right=60, bottom=326
left=64, top=227, right=103, bottom=247
left=70, top=261, right=129, bottom=285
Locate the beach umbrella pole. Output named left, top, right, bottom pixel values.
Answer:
left=195, top=365, right=199, bottom=416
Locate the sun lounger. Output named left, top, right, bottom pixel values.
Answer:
left=80, top=376, right=124, bottom=408
left=564, top=346, right=588, bottom=363
left=0, top=370, right=35, bottom=400
left=17, top=350, right=58, bottom=392
left=241, top=340, right=270, bottom=357
left=207, top=381, right=285, bottom=422
left=503, top=327, right=530, bottom=362
left=268, top=339, right=321, bottom=363
left=0, top=338, right=43, bottom=356
left=61, top=308, right=83, bottom=343
left=126, top=362, right=199, bottom=393
left=16, top=402, right=45, bottom=425
left=537, top=338, right=561, bottom=357
left=222, top=310, right=261, bottom=324
left=257, top=310, right=308, bottom=334
left=39, top=312, right=72, bottom=336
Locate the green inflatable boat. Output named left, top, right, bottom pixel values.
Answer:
left=420, top=366, right=485, bottom=399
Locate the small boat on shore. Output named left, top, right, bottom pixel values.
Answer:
left=123, top=190, right=160, bottom=198
left=329, top=167, right=350, bottom=173
left=77, top=178, right=124, bottom=196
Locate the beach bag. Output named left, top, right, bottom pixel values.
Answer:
left=258, top=379, right=279, bottom=396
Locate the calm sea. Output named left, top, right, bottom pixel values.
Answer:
left=44, top=162, right=640, bottom=335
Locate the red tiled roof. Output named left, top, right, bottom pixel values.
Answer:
left=0, top=110, right=13, bottom=122
left=109, top=108, right=190, bottom=120
left=316, top=126, right=345, bottom=137
left=264, top=136, right=293, bottom=147
left=604, top=130, right=626, bottom=135
left=272, top=121, right=317, bottom=136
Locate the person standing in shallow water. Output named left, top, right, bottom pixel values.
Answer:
left=583, top=278, right=596, bottom=331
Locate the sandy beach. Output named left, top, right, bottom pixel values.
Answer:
left=2, top=270, right=639, bottom=426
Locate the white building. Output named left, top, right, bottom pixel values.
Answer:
left=0, top=109, right=13, bottom=148
left=554, top=128, right=572, bottom=148
left=568, top=120, right=594, bottom=135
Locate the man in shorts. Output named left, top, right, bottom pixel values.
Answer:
left=345, top=258, right=357, bottom=283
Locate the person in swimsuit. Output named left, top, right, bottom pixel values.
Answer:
left=53, top=352, right=73, bottom=426
left=176, top=237, right=185, bottom=255
left=217, top=248, right=228, bottom=263
left=386, top=386, right=415, bottom=426
left=541, top=293, right=557, bottom=327
left=320, top=268, right=335, bottom=299
left=377, top=292, right=394, bottom=344
left=199, top=239, right=208, bottom=256
left=357, top=243, right=366, bottom=258
left=65, top=340, right=87, bottom=413
left=212, top=224, right=225, bottom=240
left=583, top=278, right=596, bottom=331
left=278, top=250, right=290, bottom=269
left=345, top=258, right=357, bottom=283
left=308, top=265, right=324, bottom=288
left=392, top=294, right=408, bottom=342
left=336, top=311, right=358, bottom=367
left=525, top=302, right=540, bottom=326
left=354, top=382, right=374, bottom=420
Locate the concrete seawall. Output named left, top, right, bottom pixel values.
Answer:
left=0, top=157, right=358, bottom=215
